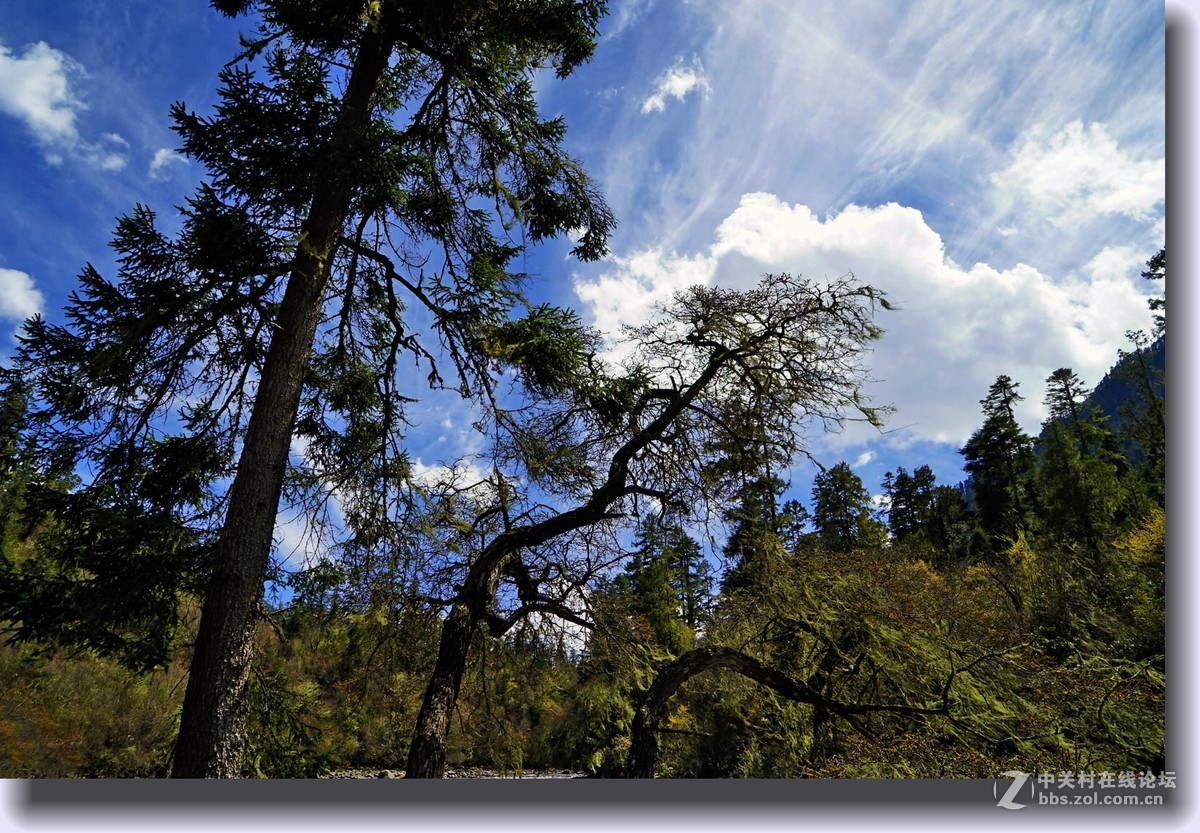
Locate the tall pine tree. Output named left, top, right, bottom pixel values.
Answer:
left=6, top=0, right=614, bottom=777
left=960, top=376, right=1037, bottom=559
left=1035, top=368, right=1123, bottom=588
left=811, top=462, right=884, bottom=552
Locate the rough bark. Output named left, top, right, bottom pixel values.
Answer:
left=171, top=27, right=395, bottom=778
left=404, top=595, right=496, bottom=778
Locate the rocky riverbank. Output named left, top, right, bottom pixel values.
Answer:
left=322, top=767, right=586, bottom=779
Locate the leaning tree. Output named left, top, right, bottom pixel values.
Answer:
left=398, top=272, right=893, bottom=776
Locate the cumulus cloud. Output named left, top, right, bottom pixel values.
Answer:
left=410, top=458, right=496, bottom=498
left=575, top=192, right=1156, bottom=447
left=0, top=267, right=44, bottom=321
left=990, top=121, right=1164, bottom=227
left=0, top=42, right=81, bottom=142
left=641, top=55, right=711, bottom=114
left=0, top=41, right=128, bottom=170
left=410, top=458, right=484, bottom=487
left=573, top=248, right=716, bottom=357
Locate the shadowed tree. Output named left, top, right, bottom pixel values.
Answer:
left=923, top=482, right=971, bottom=569
left=1035, top=368, right=1124, bottom=604
left=777, top=498, right=813, bottom=554
left=881, top=464, right=967, bottom=566
left=1112, top=248, right=1165, bottom=506
left=4, top=0, right=613, bottom=777
left=1142, top=247, right=1165, bottom=338
left=625, top=645, right=951, bottom=778
left=403, top=273, right=891, bottom=776
left=960, top=376, right=1037, bottom=559
left=881, top=465, right=937, bottom=542
left=719, top=475, right=788, bottom=597
left=811, top=462, right=884, bottom=552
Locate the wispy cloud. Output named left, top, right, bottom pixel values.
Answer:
left=0, top=40, right=128, bottom=170
left=604, top=0, right=656, bottom=41
left=149, top=147, right=187, bottom=180
left=640, top=55, right=710, bottom=114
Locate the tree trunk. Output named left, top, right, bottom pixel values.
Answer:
left=171, top=27, right=395, bottom=778
left=406, top=537, right=512, bottom=778
left=627, top=647, right=828, bottom=778
left=404, top=603, right=478, bottom=778
left=403, top=353, right=732, bottom=778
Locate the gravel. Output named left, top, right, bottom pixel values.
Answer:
left=322, top=767, right=586, bottom=779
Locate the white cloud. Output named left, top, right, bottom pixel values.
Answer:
left=854, top=451, right=876, bottom=469
left=409, top=458, right=501, bottom=513
left=0, top=41, right=127, bottom=170
left=0, top=267, right=44, bottom=321
left=575, top=193, right=1157, bottom=448
left=91, top=132, right=129, bottom=171
left=149, top=147, right=187, bottom=180
left=990, top=121, right=1164, bottom=227
left=410, top=458, right=492, bottom=493
left=640, top=55, right=711, bottom=114
left=273, top=506, right=329, bottom=571
left=573, top=248, right=715, bottom=355
left=0, top=42, right=80, bottom=143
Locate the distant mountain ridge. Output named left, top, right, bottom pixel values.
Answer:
left=1086, top=334, right=1165, bottom=433
left=1026, top=333, right=1165, bottom=472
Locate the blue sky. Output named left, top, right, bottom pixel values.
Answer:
left=0, top=1, right=1167, bottom=551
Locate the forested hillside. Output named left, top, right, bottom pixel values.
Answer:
left=0, top=0, right=1165, bottom=780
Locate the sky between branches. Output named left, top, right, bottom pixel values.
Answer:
left=0, top=0, right=1167, bottom=527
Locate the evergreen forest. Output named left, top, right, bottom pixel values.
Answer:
left=0, top=1, right=1166, bottom=780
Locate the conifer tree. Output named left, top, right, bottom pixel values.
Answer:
left=881, top=466, right=932, bottom=542
left=1035, top=368, right=1122, bottom=580
left=811, top=462, right=884, bottom=552
left=720, top=475, right=787, bottom=596
left=1113, top=249, right=1165, bottom=506
left=5, top=0, right=614, bottom=777
left=923, top=482, right=970, bottom=568
left=629, top=518, right=712, bottom=635
left=881, top=464, right=965, bottom=564
left=1142, top=247, right=1165, bottom=338
left=668, top=526, right=713, bottom=633
left=1074, top=249, right=1163, bottom=512
left=777, top=498, right=813, bottom=554
left=1115, top=331, right=1165, bottom=506
left=959, top=376, right=1037, bottom=557
left=620, top=517, right=698, bottom=656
